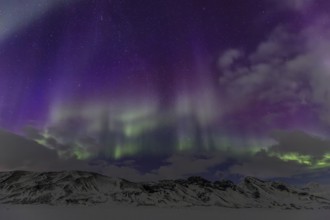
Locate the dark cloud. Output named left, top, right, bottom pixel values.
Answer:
left=102, top=165, right=144, bottom=180
left=87, top=152, right=231, bottom=181
left=292, top=168, right=330, bottom=184
left=0, top=129, right=97, bottom=173
left=23, top=126, right=44, bottom=140
left=228, top=150, right=307, bottom=178
left=144, top=153, right=229, bottom=180
left=4, top=127, right=330, bottom=182
left=227, top=131, right=330, bottom=179
left=271, top=130, right=330, bottom=157
left=0, top=129, right=59, bottom=170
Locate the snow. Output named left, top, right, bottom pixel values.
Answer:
left=304, top=183, right=330, bottom=199
left=1, top=171, right=330, bottom=209
left=0, top=205, right=330, bottom=220
left=1, top=171, right=330, bottom=219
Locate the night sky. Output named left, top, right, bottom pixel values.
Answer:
left=1, top=0, right=330, bottom=183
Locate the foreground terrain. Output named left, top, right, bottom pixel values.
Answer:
left=1, top=205, right=330, bottom=220
left=0, top=171, right=329, bottom=209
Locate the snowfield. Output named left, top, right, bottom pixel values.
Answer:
left=1, top=171, right=330, bottom=220
left=0, top=205, right=330, bottom=220
left=1, top=171, right=330, bottom=209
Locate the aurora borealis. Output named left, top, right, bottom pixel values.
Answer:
left=2, top=0, right=330, bottom=182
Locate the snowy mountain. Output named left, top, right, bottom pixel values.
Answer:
left=303, top=183, right=330, bottom=200
left=0, top=171, right=329, bottom=209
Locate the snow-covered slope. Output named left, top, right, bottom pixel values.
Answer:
left=0, top=171, right=329, bottom=209
left=302, top=182, right=330, bottom=200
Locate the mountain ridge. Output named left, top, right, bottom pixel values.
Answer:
left=0, top=170, right=329, bottom=209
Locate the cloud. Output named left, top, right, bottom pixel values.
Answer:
left=286, top=168, right=330, bottom=184
left=249, top=26, right=301, bottom=62
left=219, top=26, right=305, bottom=106
left=0, top=129, right=59, bottom=170
left=270, top=0, right=314, bottom=11
left=218, top=14, right=330, bottom=132
left=144, top=153, right=228, bottom=180
left=228, top=130, right=330, bottom=179
left=270, top=130, right=330, bottom=157
left=229, top=150, right=307, bottom=178
left=101, top=164, right=144, bottom=181
left=94, top=152, right=232, bottom=181
left=81, top=152, right=229, bottom=181
left=26, top=100, right=171, bottom=160
left=0, top=128, right=146, bottom=180
left=288, top=0, right=313, bottom=10
left=23, top=126, right=44, bottom=140
left=5, top=126, right=330, bottom=182
left=218, top=49, right=243, bottom=69
left=0, top=128, right=102, bottom=173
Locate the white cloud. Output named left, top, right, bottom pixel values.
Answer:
left=218, top=49, right=243, bottom=69
left=218, top=26, right=304, bottom=113
left=218, top=16, right=330, bottom=127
